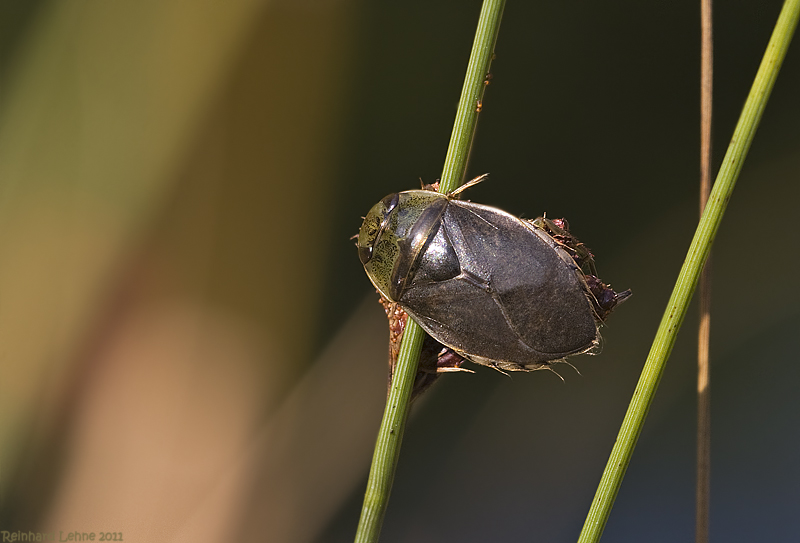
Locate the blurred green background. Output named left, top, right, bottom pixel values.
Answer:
left=0, top=1, right=798, bottom=542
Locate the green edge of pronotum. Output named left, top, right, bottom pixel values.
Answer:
left=577, top=1, right=800, bottom=542
left=352, top=1, right=506, bottom=542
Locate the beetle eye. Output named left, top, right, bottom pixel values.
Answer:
left=378, top=193, right=400, bottom=230
left=381, top=193, right=400, bottom=215
left=358, top=244, right=373, bottom=265
left=358, top=194, right=399, bottom=266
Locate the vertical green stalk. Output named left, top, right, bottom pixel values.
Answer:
left=577, top=1, right=800, bottom=542
left=438, top=0, right=505, bottom=194
left=353, top=1, right=505, bottom=542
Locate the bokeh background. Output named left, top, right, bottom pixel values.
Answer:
left=1, top=1, right=798, bottom=542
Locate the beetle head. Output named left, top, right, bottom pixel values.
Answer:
left=358, top=190, right=446, bottom=300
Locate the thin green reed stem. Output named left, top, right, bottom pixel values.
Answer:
left=353, top=1, right=505, bottom=542
left=438, top=0, right=505, bottom=194
left=577, top=1, right=800, bottom=542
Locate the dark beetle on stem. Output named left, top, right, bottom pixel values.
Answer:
left=357, top=175, right=630, bottom=374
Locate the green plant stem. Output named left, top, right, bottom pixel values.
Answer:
left=353, top=1, right=505, bottom=542
left=439, top=0, right=504, bottom=194
left=577, top=1, right=800, bottom=542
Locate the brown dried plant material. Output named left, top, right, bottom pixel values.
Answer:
left=378, top=295, right=468, bottom=402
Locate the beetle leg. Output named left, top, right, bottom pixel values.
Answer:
left=436, top=347, right=471, bottom=372
left=541, top=365, right=565, bottom=381
left=584, top=275, right=633, bottom=320
left=532, top=216, right=599, bottom=276
left=437, top=366, right=474, bottom=373
left=558, top=359, right=582, bottom=376
left=448, top=173, right=489, bottom=197
left=489, top=363, right=512, bottom=376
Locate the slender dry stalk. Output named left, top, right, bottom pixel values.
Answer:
left=696, top=1, right=713, bottom=542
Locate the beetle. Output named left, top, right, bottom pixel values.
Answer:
left=357, top=176, right=630, bottom=372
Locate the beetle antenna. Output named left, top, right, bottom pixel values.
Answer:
left=449, top=173, right=489, bottom=197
